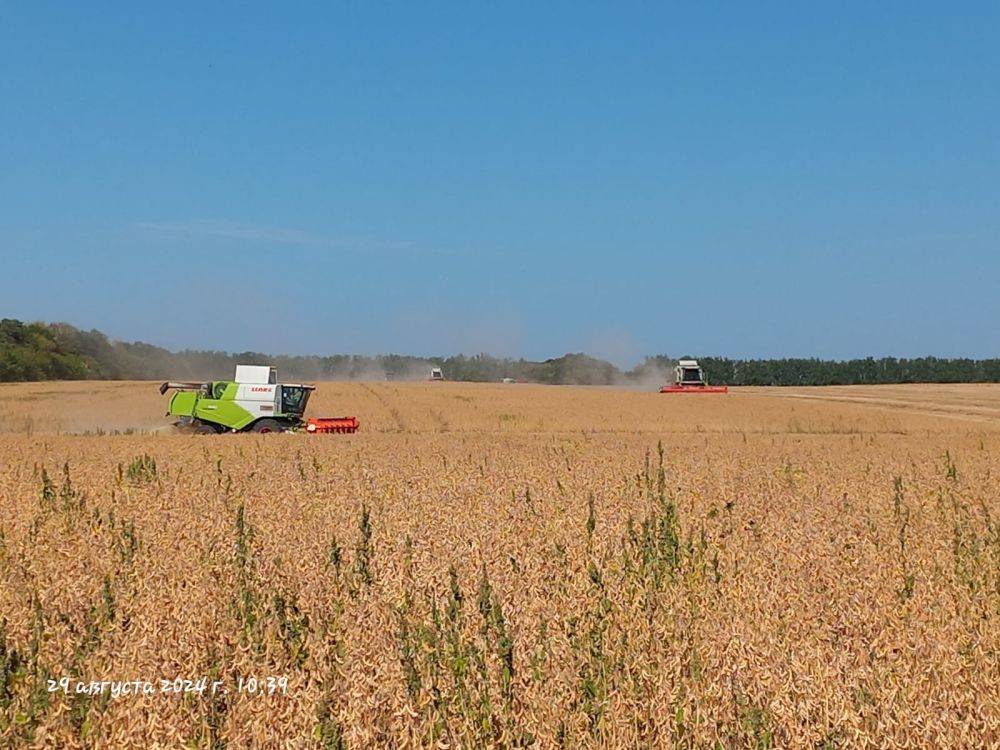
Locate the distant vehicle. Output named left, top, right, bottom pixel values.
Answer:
left=659, top=359, right=728, bottom=394
left=501, top=377, right=516, bottom=384
left=429, top=367, right=445, bottom=381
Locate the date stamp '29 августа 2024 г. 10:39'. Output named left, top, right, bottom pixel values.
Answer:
left=47, top=675, right=290, bottom=699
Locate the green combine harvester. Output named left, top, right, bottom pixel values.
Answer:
left=160, top=365, right=359, bottom=434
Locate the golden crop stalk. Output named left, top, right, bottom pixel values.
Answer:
left=0, top=381, right=998, bottom=748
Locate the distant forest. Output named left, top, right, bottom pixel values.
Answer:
left=2, top=318, right=998, bottom=386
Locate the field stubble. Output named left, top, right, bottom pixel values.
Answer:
left=0, top=382, right=998, bottom=748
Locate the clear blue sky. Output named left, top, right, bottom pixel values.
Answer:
left=2, top=3, right=997, bottom=365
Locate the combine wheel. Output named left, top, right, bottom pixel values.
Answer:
left=251, top=419, right=285, bottom=434
left=194, top=423, right=220, bottom=435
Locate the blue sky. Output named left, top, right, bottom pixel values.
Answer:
left=2, top=2, right=997, bottom=365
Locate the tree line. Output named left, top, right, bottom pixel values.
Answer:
left=698, top=356, right=1000, bottom=386
left=2, top=319, right=997, bottom=386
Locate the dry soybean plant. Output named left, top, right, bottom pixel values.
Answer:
left=0, top=383, right=998, bottom=747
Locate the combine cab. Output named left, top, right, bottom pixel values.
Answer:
left=659, top=359, right=728, bottom=394
left=160, top=365, right=359, bottom=433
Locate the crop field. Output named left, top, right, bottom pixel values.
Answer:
left=0, top=382, right=998, bottom=748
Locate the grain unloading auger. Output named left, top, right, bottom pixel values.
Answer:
left=659, top=359, right=728, bottom=394
left=159, top=365, right=359, bottom=434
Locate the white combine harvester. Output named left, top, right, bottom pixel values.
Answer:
left=659, top=359, right=728, bottom=393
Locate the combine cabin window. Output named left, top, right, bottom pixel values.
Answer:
left=681, top=368, right=702, bottom=383
left=280, top=386, right=311, bottom=415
